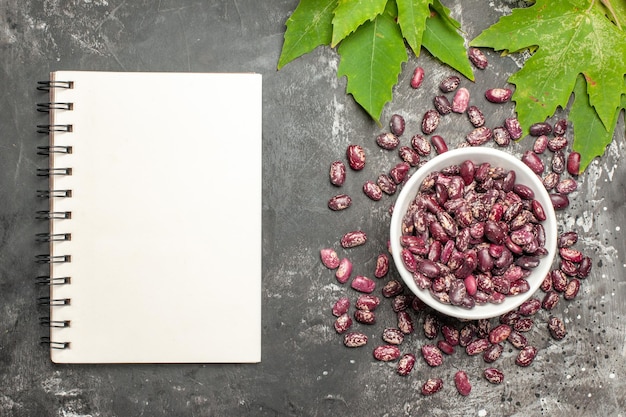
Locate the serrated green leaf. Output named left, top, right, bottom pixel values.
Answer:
left=422, top=0, right=474, bottom=81
left=337, top=11, right=408, bottom=122
left=331, top=0, right=388, bottom=47
left=277, top=0, right=337, bottom=70
left=570, top=74, right=617, bottom=171
left=396, top=0, right=433, bottom=56
left=470, top=0, right=626, bottom=134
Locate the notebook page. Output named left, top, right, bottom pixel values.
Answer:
left=48, top=71, right=262, bottom=363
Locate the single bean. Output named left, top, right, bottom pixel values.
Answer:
left=529, top=122, right=552, bottom=136
left=422, top=109, right=440, bottom=134
left=439, top=75, right=460, bottom=92
left=431, top=135, right=448, bottom=154
left=363, top=181, right=383, bottom=201
left=373, top=345, right=401, bottom=361
left=504, top=117, right=523, bottom=140
left=341, top=231, right=367, bottom=248
left=376, top=132, right=400, bottom=150
left=351, top=275, right=376, bottom=293
left=335, top=258, right=352, bottom=283
left=331, top=297, right=350, bottom=317
left=533, top=135, right=548, bottom=153
left=411, top=66, right=425, bottom=88
left=382, top=327, right=404, bottom=345
left=434, top=95, right=452, bottom=115
left=344, top=332, right=368, bottom=347
left=468, top=47, right=488, bottom=69
left=354, top=309, right=376, bottom=324
left=397, top=353, right=416, bottom=376
left=329, top=161, right=346, bottom=186
left=452, top=87, right=470, bottom=113
left=547, top=135, right=568, bottom=152
left=346, top=144, right=365, bottom=170
left=467, top=105, right=485, bottom=127
left=567, top=151, right=581, bottom=176
left=421, top=378, right=444, bottom=395
left=492, top=126, right=511, bottom=147
left=328, top=194, right=352, bottom=211
left=320, top=248, right=340, bottom=269
left=389, top=114, right=405, bottom=136
left=454, top=370, right=472, bottom=396
left=485, top=88, right=512, bottom=103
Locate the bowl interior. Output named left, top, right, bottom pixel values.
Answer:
left=390, top=147, right=557, bottom=320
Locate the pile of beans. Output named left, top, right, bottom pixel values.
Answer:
left=399, top=161, right=549, bottom=309
left=320, top=53, right=591, bottom=397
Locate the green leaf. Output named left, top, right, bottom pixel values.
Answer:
left=471, top=0, right=626, bottom=132
left=337, top=11, right=408, bottom=122
left=422, top=0, right=474, bottom=81
left=277, top=0, right=337, bottom=70
left=396, top=0, right=433, bottom=56
left=331, top=0, right=388, bottom=47
left=569, top=74, right=617, bottom=171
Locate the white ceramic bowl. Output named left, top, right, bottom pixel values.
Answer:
left=390, top=147, right=557, bottom=320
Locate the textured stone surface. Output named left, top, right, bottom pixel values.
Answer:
left=0, top=1, right=624, bottom=416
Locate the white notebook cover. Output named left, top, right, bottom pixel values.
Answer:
left=45, top=71, right=262, bottom=363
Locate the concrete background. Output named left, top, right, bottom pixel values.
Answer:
left=0, top=0, right=624, bottom=416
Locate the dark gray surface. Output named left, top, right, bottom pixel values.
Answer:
left=1, top=1, right=625, bottom=416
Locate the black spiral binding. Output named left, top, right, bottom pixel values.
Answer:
left=37, top=78, right=74, bottom=350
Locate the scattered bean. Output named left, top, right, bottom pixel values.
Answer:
left=344, top=332, right=368, bottom=347
left=454, top=370, right=472, bottom=396
left=567, top=152, right=581, bottom=176
left=422, top=109, right=441, bottom=134
left=363, top=180, right=383, bottom=201
left=467, top=105, right=485, bottom=127
left=335, top=258, right=352, bottom=283
left=373, top=345, right=401, bottom=361
left=329, top=161, right=346, bottom=186
left=439, top=75, right=460, bottom=92
left=397, top=353, right=416, bottom=376
left=468, top=47, right=488, bottom=69
left=351, top=275, right=375, bottom=293
left=389, top=114, right=405, bottom=136
left=422, top=378, right=444, bottom=395
left=485, top=88, right=512, bottom=103
left=411, top=66, right=425, bottom=89
left=376, top=132, right=400, bottom=150
left=341, top=231, right=367, bottom=248
left=484, top=368, right=504, bottom=384
left=452, top=87, right=470, bottom=113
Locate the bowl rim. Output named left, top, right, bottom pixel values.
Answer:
left=389, top=147, right=557, bottom=320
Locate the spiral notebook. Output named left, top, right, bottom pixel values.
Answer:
left=36, top=71, right=262, bottom=363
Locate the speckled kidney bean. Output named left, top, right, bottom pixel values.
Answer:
left=483, top=343, right=503, bottom=363
left=382, top=279, right=404, bottom=298
left=356, top=294, right=380, bottom=311
left=469, top=47, right=488, bottom=68
left=467, top=105, right=485, bottom=127
left=363, top=180, right=383, bottom=201
left=439, top=75, right=460, bottom=92
left=373, top=345, right=401, bottom=361
left=399, top=146, right=420, bottom=167
left=550, top=193, right=569, bottom=210
left=548, top=316, right=567, bottom=340
left=423, top=313, right=440, bottom=339
left=556, top=178, right=577, bottom=194
left=567, top=151, right=581, bottom=176
left=466, top=126, right=493, bottom=146
left=390, top=162, right=410, bottom=184
left=552, top=150, right=565, bottom=174
left=354, top=309, right=376, bottom=324
left=441, top=325, right=460, bottom=346
left=542, top=290, right=560, bottom=310
left=529, top=122, right=552, bottom=136
left=389, top=114, right=405, bottom=136
left=489, top=324, right=512, bottom=344
left=422, top=109, right=441, bottom=134
left=320, top=248, right=340, bottom=269
left=382, top=327, right=404, bottom=345
left=411, top=66, right=425, bottom=89
left=411, top=134, right=431, bottom=156
left=431, top=135, right=448, bottom=154
left=397, top=310, right=414, bottom=334
left=485, top=88, right=512, bottom=103
left=328, top=194, right=352, bottom=211
left=391, top=295, right=411, bottom=313
left=341, top=231, right=367, bottom=248
left=343, top=332, right=368, bottom=347
left=335, top=258, right=352, bottom=283
left=346, top=144, right=365, bottom=170
left=563, top=278, right=580, bottom=300
left=547, top=135, right=568, bottom=152
left=374, top=253, right=389, bottom=278
left=578, top=256, right=592, bottom=278
left=484, top=368, right=504, bottom=384
left=332, top=297, right=350, bottom=317
left=452, top=87, right=470, bottom=113
left=454, top=370, right=472, bottom=396
left=514, top=317, right=534, bottom=332
left=560, top=247, right=583, bottom=263
left=507, top=330, right=528, bottom=349
left=533, top=135, right=548, bottom=153
left=351, top=275, right=375, bottom=293
left=376, top=132, right=400, bottom=150
left=505, top=117, right=523, bottom=140
left=334, top=313, right=352, bottom=334
left=397, top=353, right=416, bottom=376
left=522, top=150, right=545, bottom=174
left=329, top=161, right=346, bottom=186
left=516, top=345, right=537, bottom=367
left=422, top=378, right=444, bottom=395
left=437, top=340, right=455, bottom=355
left=558, top=231, right=578, bottom=248
left=492, top=126, right=511, bottom=147
left=519, top=297, right=541, bottom=316
left=466, top=338, right=490, bottom=355
left=376, top=174, right=397, bottom=195
left=422, top=344, right=444, bottom=366
left=543, top=172, right=560, bottom=190
left=433, top=95, right=452, bottom=115
left=553, top=118, right=567, bottom=135
left=561, top=259, right=579, bottom=276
